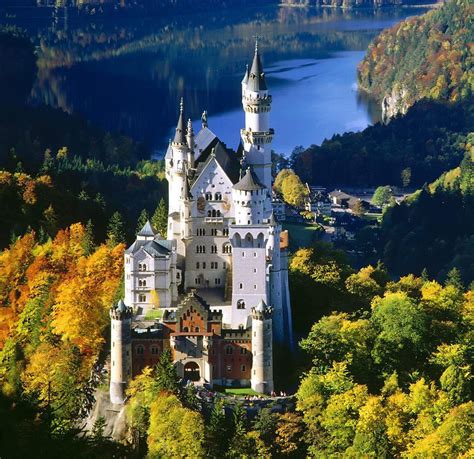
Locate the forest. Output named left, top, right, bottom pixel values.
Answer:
left=358, top=0, right=473, bottom=115
left=0, top=26, right=168, bottom=248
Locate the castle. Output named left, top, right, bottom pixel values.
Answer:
left=109, top=44, right=293, bottom=405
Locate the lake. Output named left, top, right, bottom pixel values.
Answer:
left=4, top=4, right=429, bottom=156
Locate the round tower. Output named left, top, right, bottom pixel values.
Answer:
left=240, top=42, right=273, bottom=191
left=251, top=299, right=274, bottom=394
left=232, top=167, right=268, bottom=226
left=109, top=299, right=132, bottom=405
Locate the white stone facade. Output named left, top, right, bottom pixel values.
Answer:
left=113, top=45, right=293, bottom=396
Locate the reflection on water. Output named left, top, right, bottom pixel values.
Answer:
left=4, top=4, right=428, bottom=155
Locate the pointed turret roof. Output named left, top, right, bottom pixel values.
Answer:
left=241, top=64, right=249, bottom=85
left=233, top=167, right=264, bottom=191
left=247, top=41, right=267, bottom=91
left=137, top=220, right=156, bottom=238
left=117, top=299, right=126, bottom=312
left=255, top=299, right=267, bottom=312
left=173, top=98, right=186, bottom=145
left=269, top=210, right=276, bottom=226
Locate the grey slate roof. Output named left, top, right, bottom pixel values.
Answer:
left=137, top=220, right=155, bottom=237
left=117, top=299, right=126, bottom=312
left=247, top=48, right=267, bottom=91
left=125, top=238, right=171, bottom=257
left=194, top=126, right=217, bottom=160
left=233, top=167, right=264, bottom=191
left=173, top=99, right=186, bottom=145
left=191, top=140, right=241, bottom=185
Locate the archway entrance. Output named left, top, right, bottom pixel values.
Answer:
left=183, top=362, right=200, bottom=382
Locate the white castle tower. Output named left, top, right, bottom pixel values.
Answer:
left=241, top=42, right=273, bottom=195
left=229, top=168, right=271, bottom=328
left=251, top=299, right=274, bottom=393
left=166, top=98, right=191, bottom=266
left=109, top=300, right=132, bottom=405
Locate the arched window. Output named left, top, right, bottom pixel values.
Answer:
left=225, top=346, right=233, bottom=355
left=211, top=245, right=217, bottom=254
left=183, top=326, right=189, bottom=332
left=136, top=345, right=144, bottom=355
left=151, top=346, right=159, bottom=355
left=223, top=228, right=229, bottom=236
left=211, top=210, right=216, bottom=217
left=237, top=299, right=245, bottom=309
left=217, top=210, right=221, bottom=217
left=205, top=192, right=212, bottom=201
left=215, top=192, right=222, bottom=200
left=138, top=294, right=146, bottom=302
left=195, top=326, right=200, bottom=332
left=207, top=210, right=212, bottom=217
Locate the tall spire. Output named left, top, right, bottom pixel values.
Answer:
left=248, top=40, right=267, bottom=91
left=173, top=98, right=186, bottom=145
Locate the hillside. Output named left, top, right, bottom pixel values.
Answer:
left=290, top=97, right=472, bottom=187
left=282, top=0, right=435, bottom=8
left=379, top=147, right=474, bottom=283
left=358, top=0, right=473, bottom=120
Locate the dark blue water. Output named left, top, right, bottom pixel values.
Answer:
left=4, top=5, right=429, bottom=156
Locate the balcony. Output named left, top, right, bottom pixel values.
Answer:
left=205, top=217, right=224, bottom=223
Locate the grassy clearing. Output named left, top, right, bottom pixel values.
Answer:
left=283, top=222, right=322, bottom=249
left=214, top=386, right=263, bottom=397
left=144, top=309, right=164, bottom=320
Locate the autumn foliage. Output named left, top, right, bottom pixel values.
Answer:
left=358, top=0, right=473, bottom=108
left=0, top=224, right=123, bottom=427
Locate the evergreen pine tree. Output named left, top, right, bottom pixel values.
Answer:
left=205, top=399, right=229, bottom=458
left=421, top=268, right=429, bottom=282
left=82, top=220, right=95, bottom=255
left=445, top=267, right=464, bottom=290
left=227, top=403, right=249, bottom=457
left=136, top=209, right=149, bottom=234
left=154, top=348, right=180, bottom=395
left=107, top=212, right=126, bottom=246
left=151, top=198, right=168, bottom=237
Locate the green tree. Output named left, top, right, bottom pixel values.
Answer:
left=205, top=399, right=229, bottom=458
left=401, top=167, right=412, bottom=188
left=82, top=219, right=95, bottom=256
left=371, top=292, right=429, bottom=378
left=155, top=348, right=180, bottom=395
left=147, top=394, right=205, bottom=458
left=106, top=211, right=126, bottom=246
left=372, top=185, right=394, bottom=208
left=151, top=198, right=168, bottom=237
left=136, top=209, right=149, bottom=234
left=445, top=267, right=464, bottom=290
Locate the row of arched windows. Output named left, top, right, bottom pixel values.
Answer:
left=207, top=210, right=222, bottom=217
left=138, top=263, right=147, bottom=271
left=196, top=228, right=229, bottom=236
left=138, top=279, right=147, bottom=287
left=196, top=244, right=232, bottom=254
left=205, top=192, right=222, bottom=201
left=135, top=345, right=159, bottom=355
